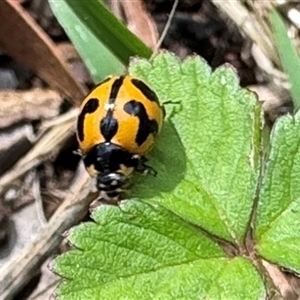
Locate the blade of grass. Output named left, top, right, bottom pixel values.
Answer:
left=50, top=0, right=152, bottom=72
left=49, top=0, right=124, bottom=83
left=270, top=8, right=300, bottom=110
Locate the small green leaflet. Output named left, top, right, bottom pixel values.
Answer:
left=53, top=201, right=265, bottom=300
left=256, top=111, right=300, bottom=273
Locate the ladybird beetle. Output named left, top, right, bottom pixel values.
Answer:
left=76, top=75, right=164, bottom=203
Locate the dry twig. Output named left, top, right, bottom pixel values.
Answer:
left=0, top=0, right=86, bottom=103
left=0, top=88, right=62, bottom=128
left=0, top=163, right=97, bottom=300
left=120, top=0, right=159, bottom=49
left=155, top=0, right=179, bottom=52
left=210, top=0, right=291, bottom=93
left=0, top=111, right=77, bottom=194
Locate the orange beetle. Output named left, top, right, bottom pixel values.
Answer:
left=76, top=75, right=164, bottom=202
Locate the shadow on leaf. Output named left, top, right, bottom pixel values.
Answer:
left=131, top=119, right=186, bottom=200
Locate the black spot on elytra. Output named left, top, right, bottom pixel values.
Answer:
left=100, top=111, right=118, bottom=141
left=77, top=98, right=99, bottom=141
left=131, top=78, right=159, bottom=104
left=109, top=76, right=124, bottom=104
left=124, top=100, right=159, bottom=146
left=98, top=76, right=124, bottom=141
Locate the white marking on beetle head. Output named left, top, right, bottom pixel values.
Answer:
left=108, top=173, right=120, bottom=180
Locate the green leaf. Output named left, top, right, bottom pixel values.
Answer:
left=255, top=111, right=300, bottom=273
left=49, top=0, right=124, bottom=82
left=52, top=52, right=265, bottom=298
left=53, top=201, right=265, bottom=300
left=270, top=8, right=300, bottom=109
left=129, top=52, right=262, bottom=243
